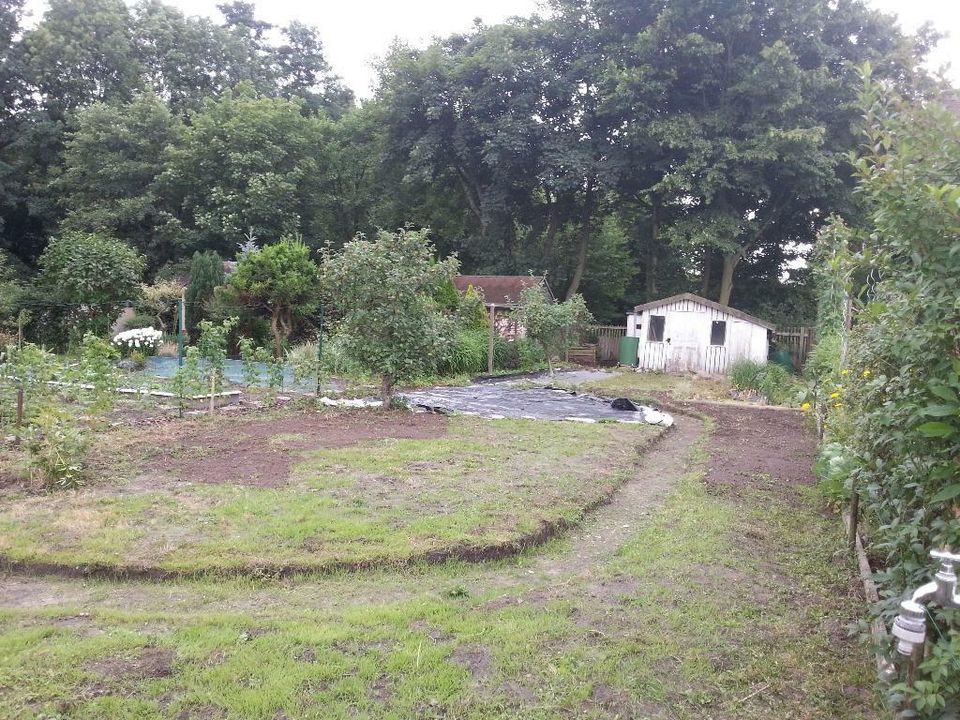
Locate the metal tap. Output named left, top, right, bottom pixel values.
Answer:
left=891, top=549, right=960, bottom=657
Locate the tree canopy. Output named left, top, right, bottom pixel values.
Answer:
left=0, top=0, right=946, bottom=329
left=321, top=228, right=458, bottom=404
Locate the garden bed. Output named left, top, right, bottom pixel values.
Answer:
left=0, top=408, right=663, bottom=578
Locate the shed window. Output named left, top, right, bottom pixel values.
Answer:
left=648, top=315, right=665, bottom=342
left=710, top=320, right=727, bottom=346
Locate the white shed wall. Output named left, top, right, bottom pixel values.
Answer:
left=626, top=298, right=769, bottom=374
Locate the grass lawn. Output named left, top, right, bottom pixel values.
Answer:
left=557, top=367, right=733, bottom=404
left=0, top=409, right=877, bottom=719
left=0, top=408, right=660, bottom=575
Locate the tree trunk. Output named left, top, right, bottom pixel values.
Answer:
left=565, top=182, right=594, bottom=300
left=453, top=163, right=483, bottom=224
left=270, top=309, right=292, bottom=358
left=543, top=197, right=561, bottom=258
left=380, top=372, right=394, bottom=407
left=718, top=252, right=741, bottom=306
left=700, top=248, right=714, bottom=297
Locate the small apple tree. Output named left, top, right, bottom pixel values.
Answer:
left=322, top=228, right=458, bottom=405
left=514, top=283, right=593, bottom=376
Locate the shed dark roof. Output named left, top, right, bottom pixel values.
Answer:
left=453, top=275, right=552, bottom=307
left=632, top=292, right=775, bottom=330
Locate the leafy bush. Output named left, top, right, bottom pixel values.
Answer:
left=759, top=363, right=795, bottom=405
left=33, top=231, right=146, bottom=347
left=730, top=359, right=798, bottom=405
left=23, top=408, right=88, bottom=490
left=729, top=359, right=765, bottom=392
left=438, top=330, right=489, bottom=375
left=123, top=312, right=159, bottom=331
left=322, top=228, right=458, bottom=404
left=513, top=284, right=592, bottom=375
left=810, top=78, right=960, bottom=715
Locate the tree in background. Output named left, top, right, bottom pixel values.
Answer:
left=185, top=250, right=224, bottom=336
left=322, top=228, right=458, bottom=405
left=159, top=85, right=331, bottom=255
left=33, top=232, right=145, bottom=345
left=0, top=251, right=24, bottom=337
left=223, top=237, right=320, bottom=356
left=54, top=95, right=186, bottom=269
left=514, top=283, right=592, bottom=376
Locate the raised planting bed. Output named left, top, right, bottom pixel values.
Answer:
left=0, top=408, right=664, bottom=578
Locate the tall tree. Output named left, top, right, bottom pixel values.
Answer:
left=594, top=0, right=934, bottom=306
left=55, top=95, right=185, bottom=269
left=159, top=84, right=331, bottom=254
left=20, top=0, right=142, bottom=118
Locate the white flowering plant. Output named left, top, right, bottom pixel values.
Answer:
left=112, top=327, right=163, bottom=356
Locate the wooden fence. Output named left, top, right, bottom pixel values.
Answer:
left=583, top=325, right=627, bottom=365
left=772, top=326, right=816, bottom=369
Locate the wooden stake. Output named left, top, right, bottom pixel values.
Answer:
left=487, top=304, right=495, bottom=374
left=209, top=371, right=216, bottom=414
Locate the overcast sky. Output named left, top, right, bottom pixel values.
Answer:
left=21, top=0, right=960, bottom=96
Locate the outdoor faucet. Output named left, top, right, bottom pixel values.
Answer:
left=891, top=549, right=960, bottom=657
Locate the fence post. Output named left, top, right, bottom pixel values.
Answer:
left=209, top=370, right=216, bottom=414
left=487, top=304, right=495, bottom=374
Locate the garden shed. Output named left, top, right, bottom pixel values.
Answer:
left=453, top=275, right=553, bottom=339
left=626, top=293, right=774, bottom=374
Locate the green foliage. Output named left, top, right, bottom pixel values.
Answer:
left=287, top=342, right=319, bottom=387
left=75, top=332, right=119, bottom=413
left=437, top=330, right=490, bottom=376
left=159, top=86, right=332, bottom=251
left=170, top=347, right=203, bottom=417
left=138, top=279, right=184, bottom=333
left=0, top=343, right=59, bottom=430
left=513, top=285, right=592, bottom=374
left=729, top=360, right=766, bottom=393
left=34, top=231, right=145, bottom=346
left=123, top=312, right=159, bottom=331
left=224, top=237, right=320, bottom=357
left=0, top=341, right=102, bottom=490
left=455, top=285, right=488, bottom=331
left=730, top=360, right=797, bottom=406
left=23, top=407, right=88, bottom=490
left=811, top=78, right=960, bottom=715
left=196, top=317, right=237, bottom=392
left=55, top=94, right=185, bottom=266
left=322, top=228, right=458, bottom=403
left=186, top=250, right=224, bottom=333
left=0, top=253, right=24, bottom=332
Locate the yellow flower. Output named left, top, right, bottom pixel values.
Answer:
left=841, top=369, right=850, bottom=376
left=801, top=402, right=812, bottom=412
left=830, top=391, right=841, bottom=399
left=862, top=369, right=872, bottom=378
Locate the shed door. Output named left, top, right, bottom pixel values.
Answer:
left=666, top=312, right=700, bottom=372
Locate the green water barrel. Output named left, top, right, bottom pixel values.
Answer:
left=618, top=336, right=640, bottom=367
left=770, top=349, right=794, bottom=372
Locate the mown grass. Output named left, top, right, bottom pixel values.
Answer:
left=0, top=414, right=659, bottom=575
left=0, top=438, right=877, bottom=719
left=563, top=367, right=732, bottom=403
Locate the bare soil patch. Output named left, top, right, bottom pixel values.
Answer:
left=147, top=409, right=447, bottom=487
left=688, top=403, right=815, bottom=489
left=451, top=644, right=493, bottom=681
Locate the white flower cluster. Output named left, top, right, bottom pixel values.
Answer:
left=113, top=327, right=163, bottom=350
